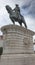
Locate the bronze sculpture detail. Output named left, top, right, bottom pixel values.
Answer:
left=5, top=4, right=27, bottom=28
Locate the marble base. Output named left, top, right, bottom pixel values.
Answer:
left=0, top=54, right=35, bottom=65
left=1, top=25, right=35, bottom=65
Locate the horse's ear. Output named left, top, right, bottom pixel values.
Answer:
left=5, top=5, right=9, bottom=7
left=5, top=5, right=8, bottom=9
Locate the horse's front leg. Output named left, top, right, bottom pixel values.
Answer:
left=10, top=15, right=15, bottom=25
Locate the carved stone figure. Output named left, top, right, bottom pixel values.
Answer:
left=5, top=4, right=27, bottom=28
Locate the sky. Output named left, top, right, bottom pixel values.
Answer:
left=0, top=0, right=35, bottom=39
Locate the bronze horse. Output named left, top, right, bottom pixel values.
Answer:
left=5, top=5, right=27, bottom=28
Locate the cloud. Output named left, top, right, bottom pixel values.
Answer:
left=22, top=0, right=31, bottom=9
left=24, top=15, right=35, bottom=31
left=21, top=0, right=35, bottom=17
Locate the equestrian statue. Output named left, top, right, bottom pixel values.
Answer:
left=5, top=4, right=27, bottom=28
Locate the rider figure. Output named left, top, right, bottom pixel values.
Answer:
left=13, top=4, right=20, bottom=18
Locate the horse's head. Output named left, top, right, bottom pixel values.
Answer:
left=5, top=5, right=12, bottom=14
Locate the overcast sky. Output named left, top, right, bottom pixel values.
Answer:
left=0, top=0, right=35, bottom=39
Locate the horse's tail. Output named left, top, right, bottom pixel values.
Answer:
left=5, top=5, right=13, bottom=15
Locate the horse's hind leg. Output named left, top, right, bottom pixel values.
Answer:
left=23, top=21, right=27, bottom=28
left=20, top=23, right=22, bottom=26
left=12, top=18, right=15, bottom=25
left=19, top=21, right=22, bottom=26
left=12, top=19, right=15, bottom=25
left=22, top=18, right=27, bottom=28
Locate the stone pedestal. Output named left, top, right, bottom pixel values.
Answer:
left=1, top=25, right=35, bottom=65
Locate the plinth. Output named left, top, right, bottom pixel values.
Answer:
left=1, top=25, right=35, bottom=65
